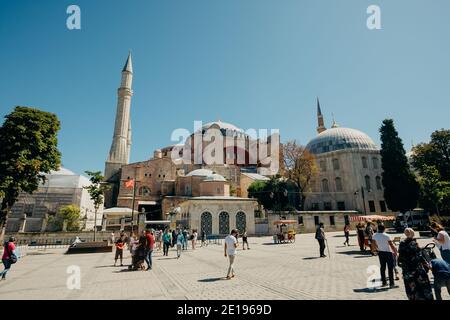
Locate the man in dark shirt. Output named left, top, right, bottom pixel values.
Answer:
left=315, top=223, right=326, bottom=258
left=430, top=258, right=450, bottom=300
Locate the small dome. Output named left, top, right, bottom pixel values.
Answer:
left=203, top=173, right=226, bottom=182
left=50, top=167, right=76, bottom=175
left=306, top=127, right=378, bottom=155
left=202, top=120, right=243, bottom=132
left=186, top=169, right=214, bottom=177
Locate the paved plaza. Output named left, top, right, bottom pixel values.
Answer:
left=0, top=231, right=448, bottom=300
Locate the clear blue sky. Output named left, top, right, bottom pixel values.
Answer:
left=1, top=0, right=449, bottom=175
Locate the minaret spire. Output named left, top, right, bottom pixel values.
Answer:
left=104, top=53, right=134, bottom=183
left=316, top=97, right=326, bottom=134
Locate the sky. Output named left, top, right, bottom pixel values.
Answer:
left=1, top=0, right=449, bottom=175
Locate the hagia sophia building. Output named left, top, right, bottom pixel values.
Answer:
left=102, top=53, right=391, bottom=235
left=4, top=53, right=391, bottom=235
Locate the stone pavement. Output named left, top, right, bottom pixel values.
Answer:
left=0, top=231, right=448, bottom=300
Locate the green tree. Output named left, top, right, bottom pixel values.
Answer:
left=418, top=165, right=450, bottom=216
left=248, top=176, right=297, bottom=212
left=0, top=106, right=61, bottom=241
left=379, top=119, right=419, bottom=212
left=281, top=140, right=318, bottom=210
left=48, top=205, right=81, bottom=232
left=411, top=129, right=450, bottom=181
left=84, top=171, right=109, bottom=241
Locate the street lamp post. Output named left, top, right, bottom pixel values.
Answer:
left=354, top=186, right=371, bottom=215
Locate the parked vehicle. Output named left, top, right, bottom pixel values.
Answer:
left=394, top=209, right=430, bottom=232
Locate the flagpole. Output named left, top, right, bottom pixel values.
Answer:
left=130, top=167, right=137, bottom=236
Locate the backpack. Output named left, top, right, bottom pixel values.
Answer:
left=5, top=242, right=17, bottom=264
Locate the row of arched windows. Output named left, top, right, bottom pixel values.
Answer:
left=200, top=211, right=247, bottom=235
left=320, top=157, right=380, bottom=172
left=321, top=176, right=383, bottom=192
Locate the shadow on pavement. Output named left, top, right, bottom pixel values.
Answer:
left=198, top=277, right=225, bottom=282
left=303, top=257, right=321, bottom=260
left=353, top=287, right=390, bottom=293
left=158, top=257, right=178, bottom=260
left=95, top=265, right=118, bottom=268
left=337, top=250, right=373, bottom=257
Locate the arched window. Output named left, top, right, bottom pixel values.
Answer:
left=362, top=157, right=368, bottom=169
left=372, top=157, right=379, bottom=169
left=376, top=176, right=382, bottom=190
left=201, top=212, right=212, bottom=235
left=320, top=160, right=327, bottom=172
left=219, top=211, right=230, bottom=235
left=236, top=212, right=246, bottom=234
left=138, top=186, right=150, bottom=196
left=332, top=159, right=340, bottom=171
left=335, top=177, right=343, bottom=192
left=322, top=179, right=329, bottom=193
left=365, top=175, right=371, bottom=191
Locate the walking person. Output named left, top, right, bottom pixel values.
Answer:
left=129, top=232, right=138, bottom=256
left=430, top=222, right=450, bottom=264
left=157, top=229, right=163, bottom=251
left=162, top=229, right=172, bottom=256
left=182, top=228, right=189, bottom=250
left=365, top=221, right=375, bottom=255
left=224, top=229, right=238, bottom=280
left=357, top=223, right=366, bottom=252
left=242, top=230, right=250, bottom=250
left=191, top=229, right=198, bottom=250
left=398, top=228, right=433, bottom=299
left=1, top=237, right=17, bottom=280
left=371, top=224, right=398, bottom=288
left=176, top=230, right=184, bottom=259
left=343, top=223, right=350, bottom=246
left=172, top=229, right=178, bottom=248
left=144, top=229, right=155, bottom=270
left=109, top=232, right=115, bottom=246
left=201, top=230, right=206, bottom=247
left=429, top=258, right=450, bottom=300
left=114, top=235, right=125, bottom=266
left=315, top=223, right=326, bottom=258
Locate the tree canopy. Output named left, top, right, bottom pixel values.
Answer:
left=0, top=106, right=61, bottom=239
left=379, top=119, right=419, bottom=212
left=248, top=175, right=299, bottom=211
left=280, top=140, right=317, bottom=210
left=411, top=129, right=450, bottom=181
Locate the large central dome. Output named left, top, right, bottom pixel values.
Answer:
left=306, top=127, right=378, bottom=155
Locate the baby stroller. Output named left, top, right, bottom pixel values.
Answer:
left=128, top=248, right=146, bottom=271
left=421, top=243, right=437, bottom=263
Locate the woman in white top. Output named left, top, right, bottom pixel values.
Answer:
left=191, top=230, right=198, bottom=250
left=431, top=222, right=450, bottom=264
left=129, top=233, right=138, bottom=257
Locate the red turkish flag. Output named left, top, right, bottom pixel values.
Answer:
left=124, top=179, right=135, bottom=189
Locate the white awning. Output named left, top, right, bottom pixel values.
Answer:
left=138, top=201, right=158, bottom=205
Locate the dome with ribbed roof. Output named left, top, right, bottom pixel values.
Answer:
left=186, top=169, right=214, bottom=177
left=306, top=127, right=378, bottom=155
left=203, top=173, right=226, bottom=182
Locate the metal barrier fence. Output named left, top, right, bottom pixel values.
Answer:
left=15, top=237, right=111, bottom=250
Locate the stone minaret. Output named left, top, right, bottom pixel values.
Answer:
left=104, top=52, right=133, bottom=182
left=316, top=97, right=326, bottom=134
